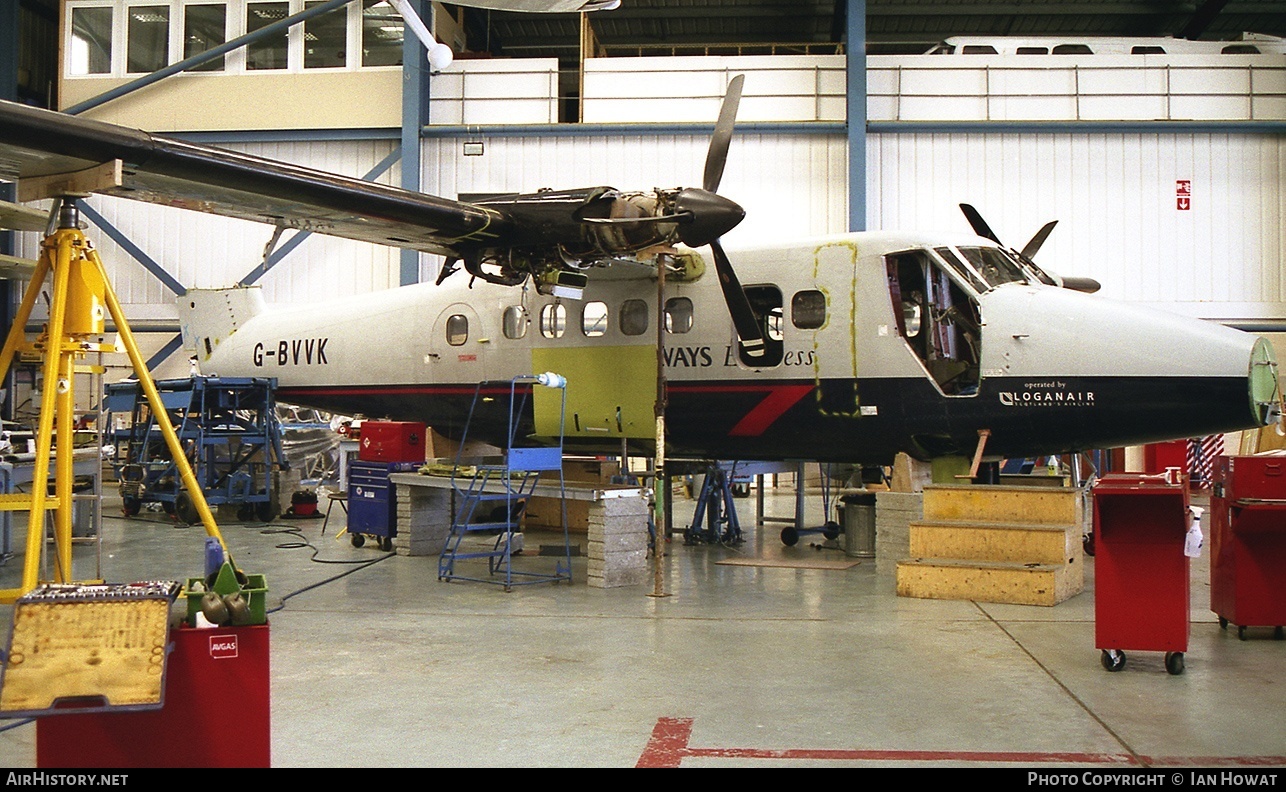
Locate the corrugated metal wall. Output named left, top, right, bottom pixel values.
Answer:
left=867, top=131, right=1286, bottom=319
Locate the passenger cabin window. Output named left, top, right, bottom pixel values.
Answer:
left=665, top=297, right=693, bottom=334
left=362, top=0, right=404, bottom=66
left=502, top=306, right=528, bottom=340
left=126, top=5, right=169, bottom=74
left=1016, top=47, right=1048, bottom=55
left=540, top=303, right=566, bottom=339
left=184, top=4, right=227, bottom=72
left=582, top=302, right=609, bottom=337
left=737, top=285, right=784, bottom=368
left=70, top=7, right=114, bottom=75
left=1222, top=45, right=1260, bottom=54
left=1132, top=46, right=1166, bottom=54
left=1052, top=44, right=1094, bottom=54
left=304, top=1, right=348, bottom=68
left=791, top=290, right=826, bottom=330
left=962, top=45, right=997, bottom=54
left=620, top=299, right=649, bottom=336
left=886, top=250, right=982, bottom=396
left=445, top=314, right=468, bottom=346
left=246, top=2, right=289, bottom=70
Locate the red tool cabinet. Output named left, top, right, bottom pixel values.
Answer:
left=1092, top=474, right=1191, bottom=675
left=36, top=624, right=271, bottom=767
left=358, top=420, right=427, bottom=463
left=1210, top=455, right=1286, bottom=641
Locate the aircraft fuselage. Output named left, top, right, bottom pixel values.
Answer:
left=183, top=229, right=1277, bottom=464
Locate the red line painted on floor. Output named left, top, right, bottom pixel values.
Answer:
left=636, top=717, right=1286, bottom=768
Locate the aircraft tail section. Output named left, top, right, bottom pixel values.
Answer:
left=179, top=286, right=267, bottom=369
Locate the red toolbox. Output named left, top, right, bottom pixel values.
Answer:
left=1092, top=473, right=1191, bottom=675
left=1210, top=455, right=1286, bottom=640
left=36, top=623, right=271, bottom=767
left=358, top=420, right=427, bottom=463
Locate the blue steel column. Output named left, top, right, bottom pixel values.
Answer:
left=846, top=0, right=867, bottom=232
left=400, top=0, right=431, bottom=286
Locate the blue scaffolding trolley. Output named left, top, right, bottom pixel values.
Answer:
left=105, top=376, right=285, bottom=523
left=437, top=374, right=573, bottom=591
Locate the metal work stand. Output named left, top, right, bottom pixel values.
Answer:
left=0, top=198, right=230, bottom=602
left=684, top=463, right=743, bottom=546
left=437, top=375, right=573, bottom=591
left=106, top=375, right=285, bottom=523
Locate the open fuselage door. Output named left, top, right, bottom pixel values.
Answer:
left=885, top=248, right=983, bottom=396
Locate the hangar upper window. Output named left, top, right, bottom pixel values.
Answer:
left=362, top=0, right=404, bottom=66
left=184, top=4, right=227, bottom=72
left=582, top=302, right=608, bottom=337
left=445, top=314, right=468, bottom=346
left=304, top=0, right=347, bottom=69
left=63, top=0, right=411, bottom=78
left=620, top=299, right=648, bottom=336
left=502, top=306, right=528, bottom=340
left=126, top=6, right=170, bottom=74
left=246, top=2, right=289, bottom=70
left=70, top=7, right=114, bottom=75
left=540, top=303, right=567, bottom=339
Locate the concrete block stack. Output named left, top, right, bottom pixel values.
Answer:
left=874, top=491, right=923, bottom=573
left=587, top=495, right=650, bottom=588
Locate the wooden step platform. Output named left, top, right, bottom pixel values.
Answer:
left=896, top=557, right=1081, bottom=607
left=896, top=484, right=1087, bottom=606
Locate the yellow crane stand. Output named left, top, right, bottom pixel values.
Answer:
left=0, top=198, right=229, bottom=603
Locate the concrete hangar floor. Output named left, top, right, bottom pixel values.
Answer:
left=0, top=486, right=1281, bottom=769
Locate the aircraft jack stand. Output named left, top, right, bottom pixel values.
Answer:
left=684, top=466, right=743, bottom=546
left=0, top=197, right=231, bottom=602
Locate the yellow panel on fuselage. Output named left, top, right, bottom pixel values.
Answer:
left=532, top=345, right=656, bottom=439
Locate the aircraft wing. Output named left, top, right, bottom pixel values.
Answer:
left=0, top=100, right=511, bottom=257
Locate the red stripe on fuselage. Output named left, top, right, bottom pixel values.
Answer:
left=669, top=383, right=815, bottom=437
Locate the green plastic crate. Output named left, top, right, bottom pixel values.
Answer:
left=184, top=563, right=268, bottom=626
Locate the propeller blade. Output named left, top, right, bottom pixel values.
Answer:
left=1021, top=220, right=1058, bottom=260
left=710, top=238, right=764, bottom=358
left=959, top=203, right=1003, bottom=246
left=703, top=74, right=744, bottom=194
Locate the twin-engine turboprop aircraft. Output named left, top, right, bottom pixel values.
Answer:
left=0, top=75, right=1279, bottom=470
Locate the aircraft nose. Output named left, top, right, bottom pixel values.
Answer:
left=982, top=285, right=1279, bottom=447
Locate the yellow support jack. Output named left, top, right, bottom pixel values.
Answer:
left=0, top=197, right=230, bottom=603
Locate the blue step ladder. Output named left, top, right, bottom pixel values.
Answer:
left=437, top=375, right=573, bottom=591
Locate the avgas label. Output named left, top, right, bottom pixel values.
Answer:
left=209, top=634, right=239, bottom=659
left=253, top=338, right=329, bottom=367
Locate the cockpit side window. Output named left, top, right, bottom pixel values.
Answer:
left=956, top=247, right=1029, bottom=289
